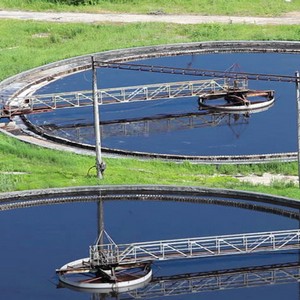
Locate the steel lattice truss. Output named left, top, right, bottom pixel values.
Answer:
left=1, top=78, right=241, bottom=118
left=90, top=229, right=300, bottom=266
left=2, top=60, right=299, bottom=119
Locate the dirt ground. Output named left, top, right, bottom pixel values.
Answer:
left=236, top=173, right=298, bottom=185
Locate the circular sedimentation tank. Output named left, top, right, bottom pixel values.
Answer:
left=1, top=41, right=300, bottom=163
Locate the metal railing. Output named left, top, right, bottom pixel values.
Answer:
left=1, top=78, right=245, bottom=118
left=90, top=229, right=300, bottom=266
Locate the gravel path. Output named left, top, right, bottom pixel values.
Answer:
left=0, top=10, right=300, bottom=25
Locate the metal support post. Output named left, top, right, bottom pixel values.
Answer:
left=97, top=199, right=104, bottom=246
left=296, top=71, right=300, bottom=188
left=92, top=56, right=105, bottom=179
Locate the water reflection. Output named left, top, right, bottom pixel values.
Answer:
left=35, top=111, right=257, bottom=144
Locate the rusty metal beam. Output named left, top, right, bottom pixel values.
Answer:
left=97, top=61, right=298, bottom=83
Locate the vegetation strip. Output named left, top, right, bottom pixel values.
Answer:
left=0, top=0, right=299, bottom=17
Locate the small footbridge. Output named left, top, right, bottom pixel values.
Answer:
left=57, top=228, right=300, bottom=291
left=2, top=60, right=293, bottom=119
left=90, top=229, right=300, bottom=267
left=1, top=78, right=244, bottom=118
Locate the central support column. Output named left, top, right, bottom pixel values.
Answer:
left=97, top=199, right=104, bottom=246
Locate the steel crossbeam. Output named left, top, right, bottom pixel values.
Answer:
left=89, top=229, right=300, bottom=266
left=2, top=78, right=232, bottom=118
left=97, top=61, right=298, bottom=83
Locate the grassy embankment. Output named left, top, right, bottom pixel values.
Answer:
left=0, top=17, right=300, bottom=196
left=0, top=133, right=298, bottom=196
left=0, top=0, right=299, bottom=16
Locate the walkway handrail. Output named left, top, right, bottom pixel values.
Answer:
left=1, top=78, right=239, bottom=118
left=90, top=229, right=300, bottom=266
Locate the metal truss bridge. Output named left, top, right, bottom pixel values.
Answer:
left=1, top=78, right=238, bottom=118
left=3, top=60, right=298, bottom=119
left=90, top=229, right=300, bottom=267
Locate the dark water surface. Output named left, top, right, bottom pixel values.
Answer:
left=27, top=52, right=300, bottom=156
left=0, top=198, right=299, bottom=300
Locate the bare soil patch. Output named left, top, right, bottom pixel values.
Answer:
left=237, top=173, right=298, bottom=185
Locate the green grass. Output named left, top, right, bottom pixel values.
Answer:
left=0, top=0, right=299, bottom=16
left=1, top=20, right=300, bottom=81
left=1, top=132, right=300, bottom=199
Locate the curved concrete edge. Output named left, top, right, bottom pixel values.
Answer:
left=0, top=185, right=299, bottom=209
left=1, top=41, right=300, bottom=162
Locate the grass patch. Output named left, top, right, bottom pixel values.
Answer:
left=1, top=132, right=300, bottom=200
left=0, top=20, right=300, bottom=81
left=0, top=0, right=299, bottom=16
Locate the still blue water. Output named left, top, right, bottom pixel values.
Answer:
left=0, top=199, right=299, bottom=299
left=27, top=52, right=300, bottom=156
